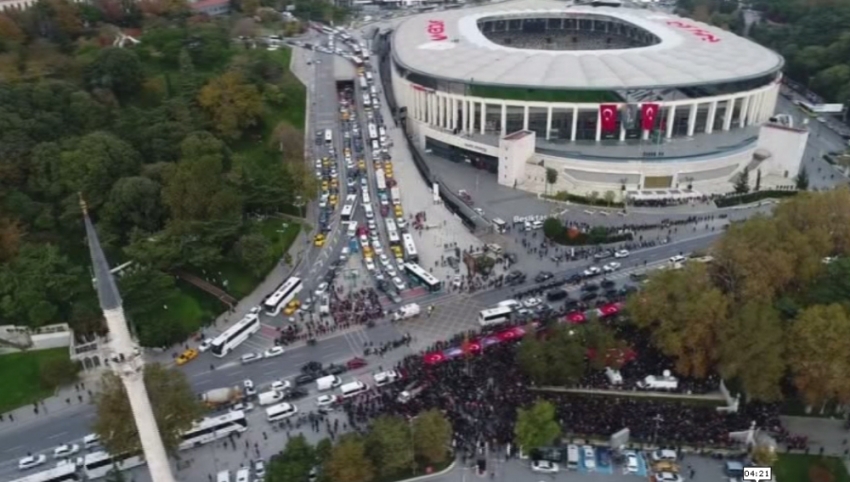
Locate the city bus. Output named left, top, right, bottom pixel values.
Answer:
left=210, top=312, right=261, bottom=357
left=368, top=123, right=378, bottom=140
left=386, top=227, right=400, bottom=245
left=179, top=411, right=248, bottom=451
left=324, top=129, right=333, bottom=144
left=478, top=306, right=513, bottom=327
left=262, top=277, right=303, bottom=317
left=403, top=263, right=443, bottom=292
left=10, top=464, right=80, bottom=482
left=401, top=233, right=418, bottom=262
left=341, top=203, right=355, bottom=221
left=82, top=452, right=146, bottom=480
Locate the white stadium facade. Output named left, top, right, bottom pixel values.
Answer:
left=386, top=0, right=801, bottom=197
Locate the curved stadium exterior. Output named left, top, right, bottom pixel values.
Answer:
left=387, top=0, right=785, bottom=195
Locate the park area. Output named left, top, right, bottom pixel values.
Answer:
left=776, top=454, right=850, bottom=482
left=0, top=348, right=79, bottom=414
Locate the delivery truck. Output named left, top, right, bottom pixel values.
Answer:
left=316, top=375, right=342, bottom=391
left=392, top=303, right=420, bottom=321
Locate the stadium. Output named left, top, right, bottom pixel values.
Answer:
left=386, top=0, right=790, bottom=198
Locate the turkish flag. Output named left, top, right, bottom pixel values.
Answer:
left=599, top=104, right=618, bottom=133
left=641, top=103, right=660, bottom=131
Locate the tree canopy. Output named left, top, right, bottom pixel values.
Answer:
left=514, top=400, right=562, bottom=453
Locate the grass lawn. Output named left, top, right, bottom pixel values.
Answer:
left=775, top=454, right=850, bottom=482
left=469, top=85, right=620, bottom=103
left=0, top=348, right=72, bottom=413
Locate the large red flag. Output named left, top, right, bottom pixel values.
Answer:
left=641, top=103, right=660, bottom=131
left=599, top=104, right=618, bottom=133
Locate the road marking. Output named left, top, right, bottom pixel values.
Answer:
left=48, top=432, right=67, bottom=440
left=3, top=445, right=22, bottom=453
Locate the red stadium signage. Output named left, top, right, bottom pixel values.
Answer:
left=427, top=20, right=448, bottom=42
left=665, top=20, right=720, bottom=43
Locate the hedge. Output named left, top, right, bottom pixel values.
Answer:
left=715, top=190, right=798, bottom=208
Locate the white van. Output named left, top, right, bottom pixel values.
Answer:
left=364, top=204, right=374, bottom=219
left=496, top=299, right=520, bottom=310
left=371, top=140, right=380, bottom=151
left=258, top=390, right=284, bottom=406
left=217, top=470, right=230, bottom=482
left=362, top=190, right=371, bottom=205
left=316, top=375, right=342, bottom=391
left=340, top=380, right=369, bottom=398
left=347, top=221, right=358, bottom=237
left=235, top=468, right=250, bottom=482
left=83, top=434, right=101, bottom=450
left=265, top=402, right=298, bottom=422
left=566, top=445, right=580, bottom=470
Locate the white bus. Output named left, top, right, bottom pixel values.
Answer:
left=403, top=263, right=443, bottom=292
left=363, top=93, right=371, bottom=107
left=262, top=277, right=303, bottom=317
left=362, top=190, right=371, bottom=205
left=266, top=402, right=298, bottom=422
left=359, top=76, right=367, bottom=89
left=387, top=228, right=400, bottom=245
left=210, top=313, right=261, bottom=357
left=375, top=169, right=386, bottom=192
left=10, top=464, right=80, bottom=482
left=478, top=306, right=513, bottom=327
left=324, top=129, right=333, bottom=144
left=82, top=452, right=146, bottom=480
left=345, top=194, right=357, bottom=205
left=179, top=411, right=248, bottom=451
left=341, top=203, right=355, bottom=221
left=401, top=233, right=418, bottom=262
left=368, top=123, right=378, bottom=140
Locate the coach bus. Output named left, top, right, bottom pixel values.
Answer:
left=210, top=312, right=261, bottom=357
left=368, top=123, right=378, bottom=140
left=10, top=464, right=79, bottom=482
left=401, top=233, right=418, bottom=262
left=82, top=452, right=146, bottom=480
left=341, top=203, right=355, bottom=221
left=478, top=306, right=512, bottom=327
left=403, top=263, right=442, bottom=292
left=262, top=277, right=303, bottom=317
left=179, top=411, right=248, bottom=451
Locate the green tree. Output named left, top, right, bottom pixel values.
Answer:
left=412, top=409, right=452, bottom=465
left=234, top=233, right=273, bottom=278
left=177, top=48, right=198, bottom=99
left=805, top=257, right=850, bottom=306
left=795, top=166, right=810, bottom=190
left=542, top=217, right=563, bottom=241
left=198, top=71, right=263, bottom=140
left=119, top=267, right=183, bottom=348
left=59, top=131, right=142, bottom=209
left=545, top=168, right=557, bottom=194
left=39, top=357, right=81, bottom=389
left=514, top=400, right=562, bottom=453
left=93, top=363, right=205, bottom=456
left=326, top=434, right=374, bottom=482
left=85, top=47, right=145, bottom=100
left=271, top=121, right=305, bottom=162
left=101, top=176, right=164, bottom=243
left=366, top=415, right=413, bottom=477
left=517, top=325, right=586, bottom=386
left=787, top=304, right=850, bottom=407
left=267, top=434, right=317, bottom=482
left=734, top=167, right=750, bottom=194
left=603, top=190, right=616, bottom=206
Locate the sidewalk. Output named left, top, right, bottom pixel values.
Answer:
left=0, top=370, right=102, bottom=435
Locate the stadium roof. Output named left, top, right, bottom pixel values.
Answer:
left=391, top=0, right=784, bottom=90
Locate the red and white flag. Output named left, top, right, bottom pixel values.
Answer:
left=599, top=104, right=618, bottom=133
left=641, top=103, right=660, bottom=131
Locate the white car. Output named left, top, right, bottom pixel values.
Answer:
left=657, top=472, right=684, bottom=482
left=531, top=460, right=559, bottom=473
left=624, top=451, right=639, bottom=473
left=230, top=401, right=255, bottom=412
left=523, top=297, right=542, bottom=308
left=373, top=370, right=400, bottom=387
left=243, top=379, right=255, bottom=390
left=18, top=454, right=47, bottom=470
left=316, top=394, right=338, bottom=407
left=582, top=446, right=596, bottom=470
left=386, top=267, right=397, bottom=277
left=315, top=282, right=329, bottom=296
left=603, top=262, right=621, bottom=272
left=264, top=346, right=285, bottom=358
left=198, top=338, right=212, bottom=352
left=614, top=249, right=630, bottom=258
left=365, top=259, right=376, bottom=271
left=391, top=277, right=407, bottom=291
left=52, top=444, right=80, bottom=459
left=271, top=380, right=291, bottom=392
left=255, top=460, right=266, bottom=478
left=379, top=254, right=391, bottom=267
left=582, top=266, right=601, bottom=277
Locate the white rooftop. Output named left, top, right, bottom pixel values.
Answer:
left=391, top=0, right=783, bottom=90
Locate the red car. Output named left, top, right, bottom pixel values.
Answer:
left=346, top=357, right=367, bottom=370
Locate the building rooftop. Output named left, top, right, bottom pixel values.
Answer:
left=391, top=0, right=783, bottom=90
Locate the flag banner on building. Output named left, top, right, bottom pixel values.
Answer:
left=641, top=103, right=661, bottom=131
left=620, top=104, right=638, bottom=130
left=600, top=104, right=619, bottom=133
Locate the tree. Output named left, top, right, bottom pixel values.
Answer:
left=177, top=48, right=198, bottom=99
left=267, top=434, right=317, bottom=482
left=716, top=302, right=785, bottom=401
left=627, top=263, right=729, bottom=378
left=325, top=434, right=374, bottom=482
left=234, top=233, right=273, bottom=277
left=39, top=356, right=81, bottom=389
left=0, top=215, right=23, bottom=262
left=787, top=304, right=850, bottom=407
left=517, top=326, right=586, bottom=386
left=514, top=400, right=562, bottom=453
left=366, top=415, right=413, bottom=477
left=59, top=131, right=142, bottom=209
left=795, top=166, right=810, bottom=190
left=0, top=14, right=25, bottom=44
left=587, top=191, right=599, bottom=204
left=85, top=47, right=145, bottom=100
left=545, top=168, right=557, bottom=194
left=734, top=167, right=750, bottom=194
left=542, top=217, right=563, bottom=241
left=101, top=176, right=164, bottom=242
left=271, top=121, right=304, bottom=162
left=412, top=409, right=452, bottom=465
left=93, top=363, right=205, bottom=456
left=119, top=267, right=183, bottom=348
left=750, top=444, right=778, bottom=467
left=198, top=71, right=263, bottom=139
left=603, top=190, right=616, bottom=206
left=805, top=257, right=850, bottom=306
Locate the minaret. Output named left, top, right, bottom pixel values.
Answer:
left=80, top=195, right=177, bottom=482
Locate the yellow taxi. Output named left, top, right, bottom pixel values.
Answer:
left=314, top=234, right=326, bottom=247
left=391, top=245, right=403, bottom=259
left=283, top=300, right=301, bottom=315
left=652, top=461, right=679, bottom=473
left=176, top=348, right=198, bottom=366
left=357, top=67, right=365, bottom=75
left=358, top=160, right=366, bottom=170
left=344, top=147, right=351, bottom=156
left=341, top=110, right=349, bottom=121
left=374, top=160, right=383, bottom=169
left=394, top=205, right=404, bottom=218
left=329, top=195, right=338, bottom=207
left=330, top=179, right=339, bottom=189
left=321, top=181, right=329, bottom=191
left=384, top=161, right=393, bottom=170
left=385, top=169, right=394, bottom=179
left=363, top=246, right=373, bottom=258
left=322, top=157, right=331, bottom=167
